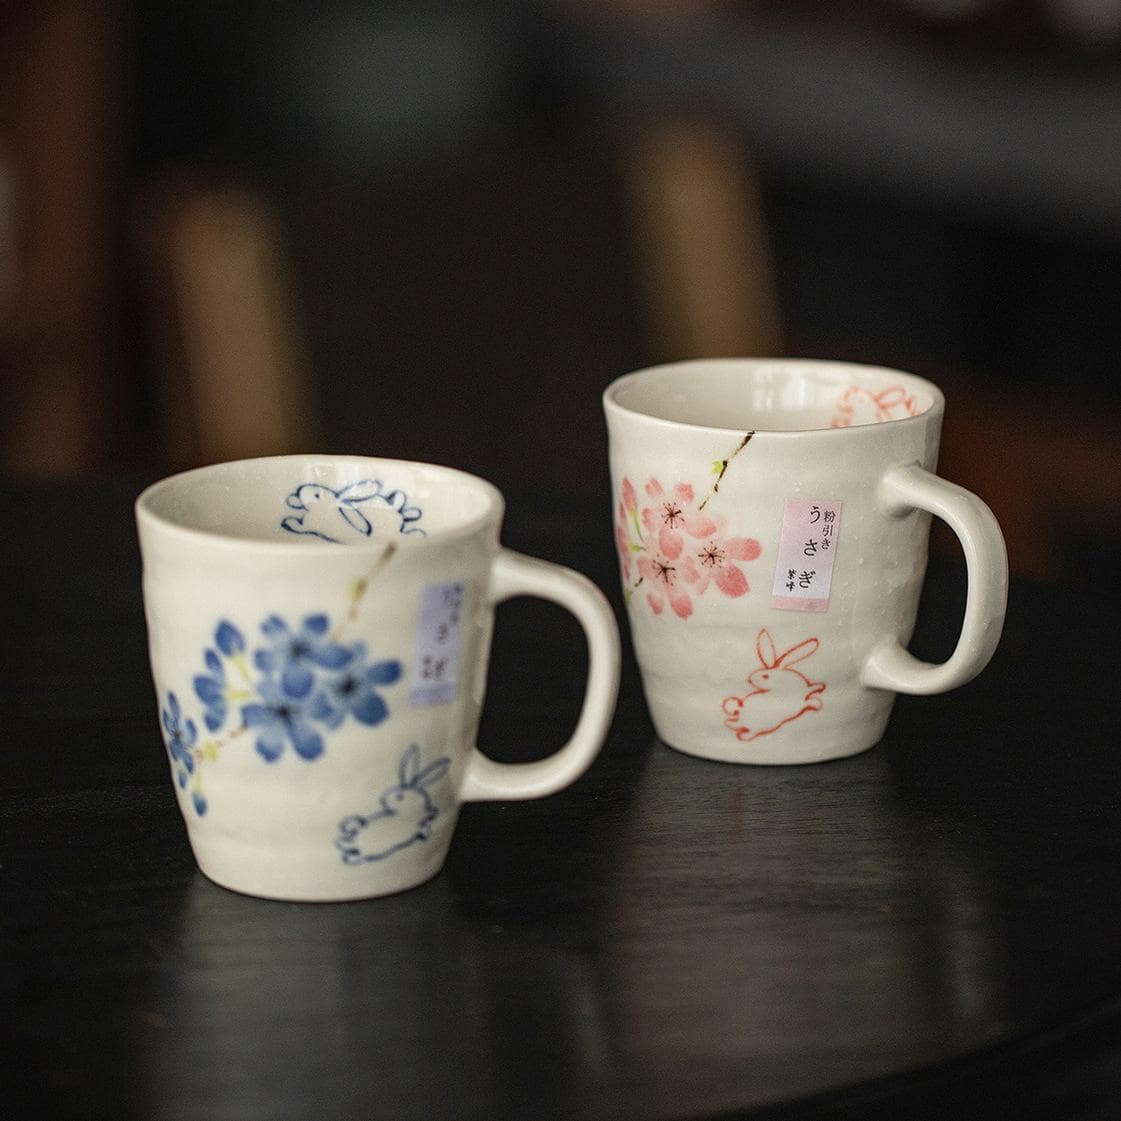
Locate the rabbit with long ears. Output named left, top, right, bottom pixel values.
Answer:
left=831, top=385, right=918, bottom=428
left=336, top=744, right=451, bottom=863
left=723, top=629, right=826, bottom=742
left=281, top=480, right=425, bottom=543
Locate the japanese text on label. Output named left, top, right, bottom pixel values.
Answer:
left=771, top=500, right=842, bottom=612
left=410, top=581, right=464, bottom=706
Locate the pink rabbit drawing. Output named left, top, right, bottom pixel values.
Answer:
left=831, top=385, right=918, bottom=428
left=722, top=629, right=826, bottom=742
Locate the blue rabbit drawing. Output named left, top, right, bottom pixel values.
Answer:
left=282, top=480, right=425, bottom=543
left=336, top=745, right=451, bottom=863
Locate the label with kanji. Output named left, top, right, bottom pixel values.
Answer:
left=770, top=499, right=842, bottom=612
left=410, top=581, right=464, bottom=706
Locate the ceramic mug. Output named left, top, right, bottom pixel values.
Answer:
left=136, top=455, right=621, bottom=900
left=604, top=359, right=1007, bottom=765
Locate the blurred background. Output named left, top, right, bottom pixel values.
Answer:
left=2, top=0, right=1119, bottom=583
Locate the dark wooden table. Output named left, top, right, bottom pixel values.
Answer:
left=4, top=478, right=1121, bottom=1120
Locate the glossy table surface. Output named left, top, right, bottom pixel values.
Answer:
left=4, top=478, right=1121, bottom=1120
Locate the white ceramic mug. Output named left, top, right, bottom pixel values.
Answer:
left=136, top=455, right=621, bottom=900
left=604, top=359, right=1007, bottom=765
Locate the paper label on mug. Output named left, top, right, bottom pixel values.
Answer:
left=770, top=500, right=842, bottom=612
left=410, top=581, right=464, bottom=706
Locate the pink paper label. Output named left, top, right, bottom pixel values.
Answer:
left=770, top=500, right=842, bottom=612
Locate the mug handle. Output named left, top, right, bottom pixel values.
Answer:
left=860, top=463, right=1008, bottom=695
left=459, top=550, right=621, bottom=801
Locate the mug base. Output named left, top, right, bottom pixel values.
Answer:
left=188, top=833, right=450, bottom=902
left=658, top=732, right=882, bottom=766
left=646, top=689, right=894, bottom=765
left=195, top=863, right=446, bottom=903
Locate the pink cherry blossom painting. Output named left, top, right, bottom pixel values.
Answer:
left=615, top=471, right=762, bottom=620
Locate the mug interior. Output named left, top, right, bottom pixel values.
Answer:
left=607, top=359, right=940, bottom=432
left=137, top=456, right=501, bottom=545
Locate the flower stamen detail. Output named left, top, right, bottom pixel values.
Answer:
left=661, top=502, right=684, bottom=528
left=699, top=543, right=726, bottom=568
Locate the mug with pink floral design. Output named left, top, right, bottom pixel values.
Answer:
left=604, top=359, right=1008, bottom=765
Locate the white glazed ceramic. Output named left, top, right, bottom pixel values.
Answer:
left=136, top=456, right=621, bottom=900
left=604, top=359, right=1007, bottom=765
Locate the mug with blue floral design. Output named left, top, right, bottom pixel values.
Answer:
left=136, top=455, right=620, bottom=900
left=604, top=359, right=1008, bottom=765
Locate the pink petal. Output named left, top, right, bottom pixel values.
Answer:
left=659, top=527, right=684, bottom=559
left=615, top=526, right=631, bottom=580
left=622, top=477, right=637, bottom=512
left=681, top=554, right=708, bottom=593
left=641, top=507, right=658, bottom=535
left=687, top=567, right=711, bottom=595
left=646, top=591, right=664, bottom=614
left=673, top=483, right=695, bottom=504
left=726, top=537, right=762, bottom=561
left=636, top=555, right=658, bottom=582
left=668, top=587, right=693, bottom=619
left=645, top=478, right=664, bottom=498
left=683, top=512, right=718, bottom=538
left=715, top=564, right=748, bottom=598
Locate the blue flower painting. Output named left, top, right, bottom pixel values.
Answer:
left=254, top=613, right=353, bottom=698
left=162, top=692, right=196, bottom=780
left=312, top=642, right=403, bottom=730
left=157, top=611, right=404, bottom=814
left=161, top=692, right=207, bottom=816
left=193, top=622, right=247, bottom=731
left=242, top=676, right=326, bottom=762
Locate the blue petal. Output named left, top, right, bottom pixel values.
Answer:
left=215, top=621, right=245, bottom=656
left=255, top=728, right=285, bottom=762
left=352, top=692, right=389, bottom=726
left=312, top=642, right=353, bottom=670
left=282, top=662, right=314, bottom=699
left=254, top=649, right=276, bottom=673
left=241, top=702, right=273, bottom=728
left=194, top=675, right=223, bottom=704
left=203, top=706, right=226, bottom=733
left=308, top=690, right=344, bottom=729
left=183, top=716, right=198, bottom=745
left=177, top=768, right=188, bottom=788
left=261, top=615, right=288, bottom=639
left=365, top=660, right=403, bottom=686
left=303, top=614, right=330, bottom=636
left=290, top=722, right=324, bottom=761
left=192, top=792, right=208, bottom=816
left=256, top=677, right=283, bottom=705
left=204, top=648, right=223, bottom=676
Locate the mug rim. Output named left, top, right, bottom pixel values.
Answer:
left=135, top=454, right=505, bottom=553
left=603, top=358, right=945, bottom=436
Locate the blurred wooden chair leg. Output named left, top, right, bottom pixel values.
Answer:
left=620, top=118, right=783, bottom=361
left=135, top=179, right=319, bottom=469
left=0, top=0, right=123, bottom=477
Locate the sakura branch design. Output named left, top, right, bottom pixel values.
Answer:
left=615, top=453, right=762, bottom=620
